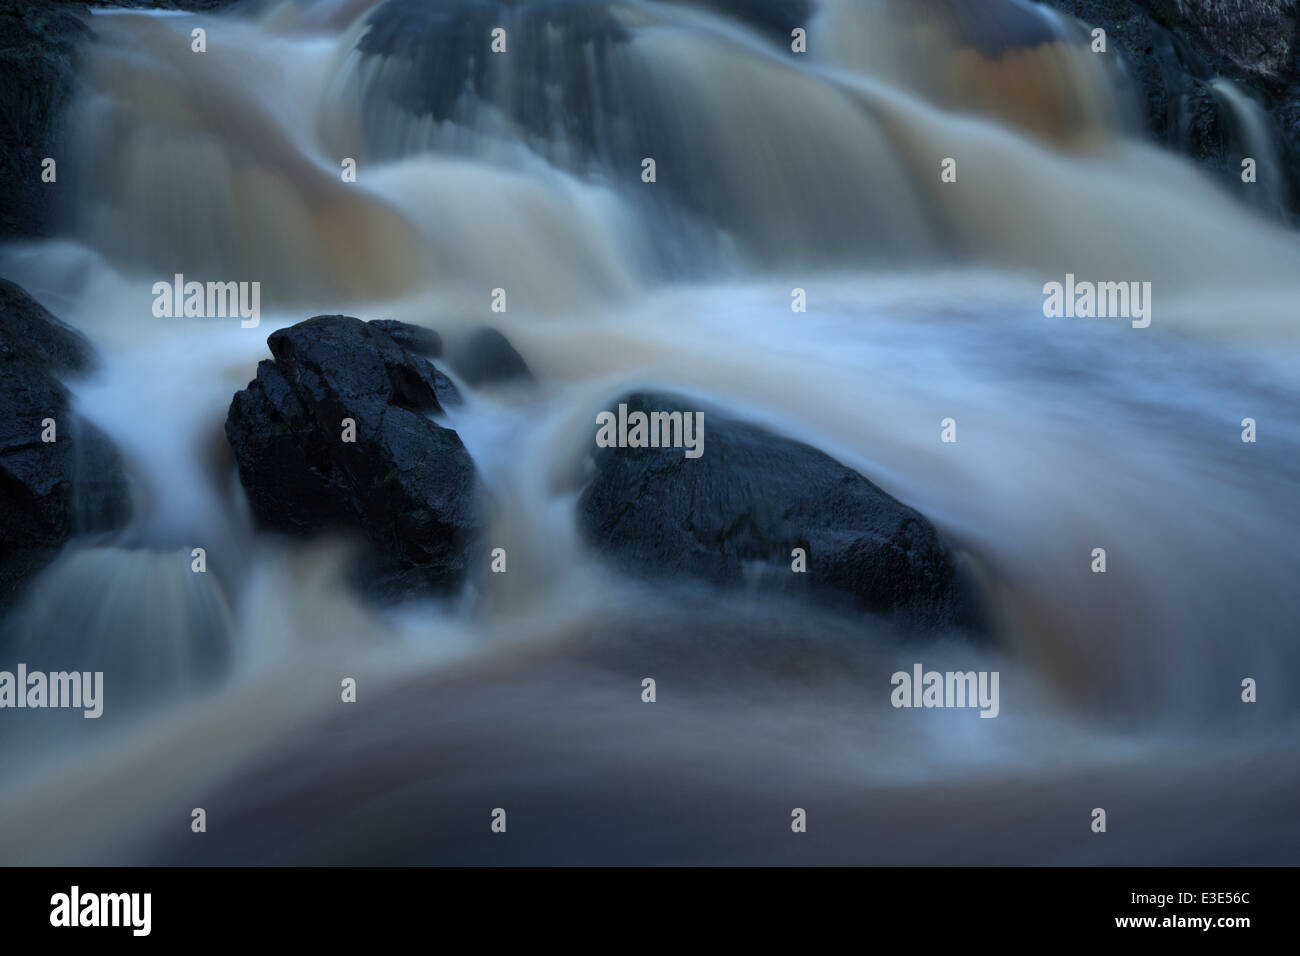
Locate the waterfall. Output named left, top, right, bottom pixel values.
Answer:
left=1, top=0, right=1297, bottom=865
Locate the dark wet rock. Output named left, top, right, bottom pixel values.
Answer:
left=578, top=392, right=979, bottom=632
left=369, top=319, right=442, bottom=358
left=0, top=280, right=131, bottom=608
left=0, top=277, right=94, bottom=371
left=448, top=327, right=534, bottom=388
left=224, top=315, right=481, bottom=595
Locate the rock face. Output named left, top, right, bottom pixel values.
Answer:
left=225, top=316, right=481, bottom=595
left=1042, top=0, right=1300, bottom=219
left=578, top=393, right=977, bottom=632
left=0, top=279, right=131, bottom=608
left=0, top=1, right=86, bottom=240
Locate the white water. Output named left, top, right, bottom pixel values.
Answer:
left=1, top=0, right=1297, bottom=863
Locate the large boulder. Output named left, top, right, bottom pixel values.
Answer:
left=225, top=315, right=481, bottom=595
left=0, top=279, right=131, bottom=608
left=578, top=392, right=978, bottom=632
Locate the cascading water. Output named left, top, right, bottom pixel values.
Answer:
left=0, top=0, right=1297, bottom=864
left=1211, top=76, right=1287, bottom=218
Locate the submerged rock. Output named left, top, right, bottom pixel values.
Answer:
left=578, top=392, right=979, bottom=632
left=0, top=279, right=131, bottom=608
left=350, top=0, right=913, bottom=267
left=448, top=327, right=534, bottom=387
left=225, top=315, right=481, bottom=595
